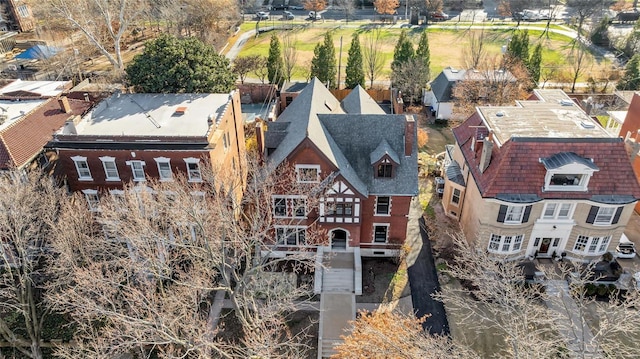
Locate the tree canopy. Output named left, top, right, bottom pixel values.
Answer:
left=391, top=29, right=415, bottom=71
left=310, top=32, right=337, bottom=88
left=126, top=34, right=236, bottom=93
left=345, top=33, right=365, bottom=89
left=267, top=33, right=285, bottom=86
left=617, top=54, right=640, bottom=90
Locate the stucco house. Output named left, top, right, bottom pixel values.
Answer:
left=442, top=89, right=640, bottom=261
left=256, top=78, right=419, bottom=259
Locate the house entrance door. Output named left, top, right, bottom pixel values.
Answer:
left=331, top=230, right=347, bottom=250
left=539, top=238, right=552, bottom=255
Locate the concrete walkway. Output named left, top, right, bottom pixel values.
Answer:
left=406, top=197, right=450, bottom=335
left=544, top=280, right=602, bottom=358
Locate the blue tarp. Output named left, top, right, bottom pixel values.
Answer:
left=15, top=45, right=61, bottom=60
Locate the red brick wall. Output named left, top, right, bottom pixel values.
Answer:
left=58, top=148, right=210, bottom=192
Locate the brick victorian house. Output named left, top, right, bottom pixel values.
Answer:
left=256, top=78, right=418, bottom=258
left=442, top=89, right=640, bottom=261
left=47, top=91, right=246, bottom=206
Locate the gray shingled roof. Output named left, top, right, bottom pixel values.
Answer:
left=265, top=78, right=345, bottom=170
left=370, top=139, right=400, bottom=165
left=540, top=152, right=599, bottom=170
left=430, top=67, right=466, bottom=103
left=341, top=85, right=386, bottom=114
left=320, top=114, right=418, bottom=196
left=445, top=160, right=465, bottom=186
left=265, top=78, right=418, bottom=197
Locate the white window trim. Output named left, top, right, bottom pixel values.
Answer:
left=71, top=155, right=92, bottom=181
left=154, top=157, right=173, bottom=181
left=594, top=206, right=616, bottom=226
left=125, top=160, right=146, bottom=182
left=488, top=234, right=525, bottom=254
left=82, top=189, right=99, bottom=212
left=573, top=235, right=611, bottom=255
left=372, top=223, right=390, bottom=243
left=99, top=156, right=120, bottom=181
left=543, top=167, right=596, bottom=192
left=295, top=164, right=321, bottom=183
left=374, top=196, right=391, bottom=216
left=184, top=158, right=203, bottom=182
left=541, top=202, right=575, bottom=220
left=272, top=195, right=307, bottom=218
left=504, top=205, right=524, bottom=224
left=275, top=225, right=307, bottom=246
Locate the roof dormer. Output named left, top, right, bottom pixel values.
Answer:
left=371, top=139, right=399, bottom=178
left=540, top=152, right=599, bottom=192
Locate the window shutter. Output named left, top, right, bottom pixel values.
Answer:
left=586, top=206, right=598, bottom=224
left=497, top=205, right=507, bottom=223
left=522, top=205, right=532, bottom=223
left=612, top=206, right=624, bottom=224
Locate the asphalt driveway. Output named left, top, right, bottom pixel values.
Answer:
left=407, top=216, right=450, bottom=335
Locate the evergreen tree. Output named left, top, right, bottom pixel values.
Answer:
left=126, top=34, right=235, bottom=93
left=310, top=32, right=337, bottom=88
left=415, top=29, right=431, bottom=82
left=528, top=43, right=543, bottom=85
left=267, top=33, right=284, bottom=86
left=391, top=29, right=415, bottom=71
left=345, top=33, right=365, bottom=89
left=617, top=54, right=640, bottom=91
left=506, top=30, right=529, bottom=68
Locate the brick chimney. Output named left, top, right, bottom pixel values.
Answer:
left=479, top=137, right=493, bottom=173
left=404, top=115, right=415, bottom=156
left=58, top=97, right=71, bottom=113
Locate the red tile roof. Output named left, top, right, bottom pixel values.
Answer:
left=453, top=113, right=640, bottom=200
left=0, top=98, right=92, bottom=169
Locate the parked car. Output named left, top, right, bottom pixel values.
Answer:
left=282, top=11, right=295, bottom=20
left=289, top=5, right=304, bottom=10
left=256, top=11, right=269, bottom=20
left=429, top=11, right=449, bottom=21
left=616, top=236, right=636, bottom=259
left=270, top=3, right=288, bottom=10
left=308, top=11, right=321, bottom=20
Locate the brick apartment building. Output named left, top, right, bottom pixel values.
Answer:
left=47, top=90, right=247, bottom=207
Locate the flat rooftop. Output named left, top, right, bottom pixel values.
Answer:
left=75, top=93, right=232, bottom=137
left=0, top=79, right=71, bottom=97
left=0, top=99, right=47, bottom=131
left=478, top=89, right=611, bottom=145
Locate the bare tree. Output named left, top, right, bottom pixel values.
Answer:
left=391, top=58, right=430, bottom=105
left=334, top=0, right=356, bottom=22
left=47, top=161, right=324, bottom=358
left=0, top=172, right=66, bottom=359
left=36, top=0, right=149, bottom=73
left=568, top=43, right=589, bottom=93
left=233, top=55, right=261, bottom=84
left=567, top=0, right=602, bottom=42
left=282, top=34, right=298, bottom=82
left=462, top=29, right=486, bottom=69
left=254, top=56, right=269, bottom=84
left=362, top=27, right=385, bottom=88
left=452, top=57, right=530, bottom=118
left=437, top=234, right=640, bottom=358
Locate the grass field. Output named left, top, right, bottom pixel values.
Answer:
left=233, top=22, right=615, bottom=84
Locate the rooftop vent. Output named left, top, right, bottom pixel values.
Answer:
left=495, top=111, right=506, bottom=117
left=174, top=106, right=187, bottom=115
left=450, top=67, right=459, bottom=73
left=560, top=99, right=574, bottom=106
left=580, top=120, right=596, bottom=129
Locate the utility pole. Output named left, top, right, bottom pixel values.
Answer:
left=337, top=35, right=343, bottom=89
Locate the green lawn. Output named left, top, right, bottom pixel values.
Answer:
left=233, top=22, right=613, bottom=84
